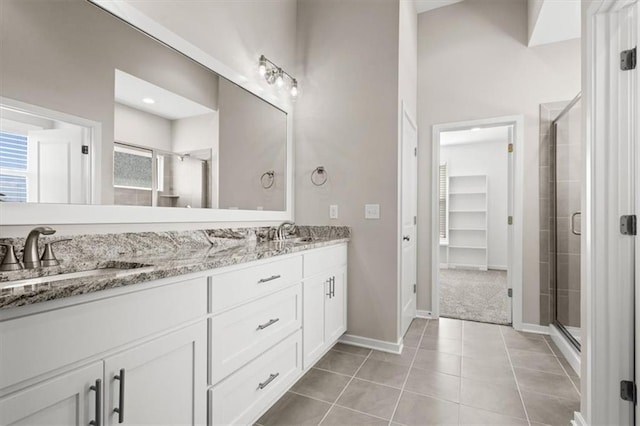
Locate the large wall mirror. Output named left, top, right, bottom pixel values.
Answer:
left=0, top=0, right=291, bottom=225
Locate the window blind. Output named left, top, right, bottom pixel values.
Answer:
left=0, top=131, right=28, bottom=202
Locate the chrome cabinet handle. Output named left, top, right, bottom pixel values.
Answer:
left=89, top=378, right=102, bottom=426
left=258, top=274, right=281, bottom=284
left=257, top=373, right=279, bottom=390
left=403, top=235, right=410, bottom=241
left=331, top=276, right=335, bottom=298
left=113, top=369, right=125, bottom=423
left=571, top=212, right=581, bottom=236
left=326, top=278, right=332, bottom=298
left=257, top=318, right=280, bottom=330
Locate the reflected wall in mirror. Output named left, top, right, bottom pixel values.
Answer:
left=0, top=0, right=287, bottom=212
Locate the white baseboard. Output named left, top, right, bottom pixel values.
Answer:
left=549, top=324, right=581, bottom=377
left=518, top=323, right=550, bottom=335
left=416, top=310, right=433, bottom=319
left=572, top=411, right=586, bottom=426
left=488, top=265, right=507, bottom=271
left=339, top=334, right=403, bottom=354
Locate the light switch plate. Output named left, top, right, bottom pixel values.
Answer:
left=329, top=204, right=339, bottom=219
left=365, top=204, right=380, bottom=219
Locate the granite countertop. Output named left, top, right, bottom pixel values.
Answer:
left=0, top=226, right=350, bottom=310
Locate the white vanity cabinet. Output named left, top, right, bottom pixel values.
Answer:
left=0, top=242, right=348, bottom=426
left=0, top=362, right=103, bottom=425
left=302, top=245, right=348, bottom=368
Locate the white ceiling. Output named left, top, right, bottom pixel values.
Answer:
left=440, top=126, right=510, bottom=146
left=528, top=0, right=581, bottom=47
left=415, top=0, right=464, bottom=14
left=114, top=70, right=215, bottom=120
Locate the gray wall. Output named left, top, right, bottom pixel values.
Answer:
left=218, top=79, right=287, bottom=212
left=295, top=0, right=403, bottom=343
left=417, top=0, right=581, bottom=324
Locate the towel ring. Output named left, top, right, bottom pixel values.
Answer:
left=261, top=170, right=275, bottom=189
left=311, top=166, right=328, bottom=186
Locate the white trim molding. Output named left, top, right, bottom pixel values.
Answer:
left=584, top=1, right=638, bottom=424
left=572, top=411, right=587, bottom=426
left=519, top=323, right=550, bottom=335
left=339, top=334, right=403, bottom=355
left=416, top=310, right=433, bottom=319
left=431, top=115, right=525, bottom=330
left=549, top=324, right=580, bottom=377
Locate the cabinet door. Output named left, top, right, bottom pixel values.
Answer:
left=325, top=267, right=347, bottom=344
left=0, top=362, right=103, bottom=426
left=302, top=274, right=329, bottom=368
left=104, top=322, right=207, bottom=426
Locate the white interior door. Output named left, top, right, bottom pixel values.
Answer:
left=27, top=128, right=84, bottom=203
left=400, top=106, right=418, bottom=337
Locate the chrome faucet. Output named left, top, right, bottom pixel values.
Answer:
left=276, top=221, right=296, bottom=241
left=23, top=226, right=56, bottom=269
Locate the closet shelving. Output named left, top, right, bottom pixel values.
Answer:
left=446, top=174, right=488, bottom=270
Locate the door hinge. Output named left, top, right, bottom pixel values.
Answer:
left=507, top=288, right=513, bottom=298
left=81, top=145, right=89, bottom=155
left=414, top=147, right=417, bottom=157
left=413, top=284, right=417, bottom=294
left=413, top=216, right=417, bottom=225
left=621, top=380, right=637, bottom=403
left=620, top=215, right=637, bottom=236
left=508, top=143, right=513, bottom=153
left=621, top=47, right=637, bottom=71
left=508, top=216, right=513, bottom=225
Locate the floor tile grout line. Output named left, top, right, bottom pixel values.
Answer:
left=541, top=337, right=581, bottom=395
left=499, top=325, right=532, bottom=426
left=316, top=347, right=373, bottom=426
left=312, top=367, right=405, bottom=390
left=459, top=321, right=465, bottom=422
left=386, top=318, right=430, bottom=426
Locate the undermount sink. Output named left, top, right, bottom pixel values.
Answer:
left=274, top=236, right=315, bottom=244
left=1, top=263, right=154, bottom=289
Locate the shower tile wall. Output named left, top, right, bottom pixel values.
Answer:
left=539, top=102, right=568, bottom=326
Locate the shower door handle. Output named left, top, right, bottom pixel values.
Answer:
left=571, top=212, right=581, bottom=236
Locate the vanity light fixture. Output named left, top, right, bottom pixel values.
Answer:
left=142, top=97, right=155, bottom=105
left=258, top=55, right=298, bottom=97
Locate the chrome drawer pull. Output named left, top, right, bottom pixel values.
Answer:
left=257, top=372, right=279, bottom=390
left=257, top=318, right=280, bottom=330
left=258, top=274, right=281, bottom=284
left=113, top=368, right=125, bottom=423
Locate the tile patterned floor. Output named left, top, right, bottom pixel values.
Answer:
left=257, top=318, right=580, bottom=426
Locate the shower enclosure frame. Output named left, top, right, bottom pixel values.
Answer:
left=550, top=93, right=582, bottom=352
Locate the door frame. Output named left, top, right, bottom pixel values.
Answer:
left=398, top=101, right=419, bottom=340
left=431, top=115, right=524, bottom=330
left=584, top=1, right=637, bottom=425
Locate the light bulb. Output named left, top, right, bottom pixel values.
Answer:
left=276, top=69, right=284, bottom=87
left=258, top=55, right=267, bottom=76
left=291, top=80, right=298, bottom=97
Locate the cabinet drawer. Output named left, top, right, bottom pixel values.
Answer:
left=210, top=256, right=302, bottom=313
left=210, top=284, right=301, bottom=384
left=209, top=330, right=302, bottom=426
left=303, top=244, right=347, bottom=278
left=0, top=276, right=207, bottom=390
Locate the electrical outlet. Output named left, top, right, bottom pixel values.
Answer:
left=329, top=204, right=339, bottom=219
left=365, top=204, right=380, bottom=219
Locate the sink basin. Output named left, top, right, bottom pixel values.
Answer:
left=1, top=264, right=154, bottom=289
left=273, top=237, right=315, bottom=244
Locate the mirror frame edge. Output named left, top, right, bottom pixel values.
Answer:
left=0, top=0, right=294, bottom=225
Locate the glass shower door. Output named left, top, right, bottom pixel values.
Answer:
left=552, top=95, right=582, bottom=349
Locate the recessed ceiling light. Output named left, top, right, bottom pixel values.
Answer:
left=142, top=97, right=155, bottom=105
